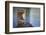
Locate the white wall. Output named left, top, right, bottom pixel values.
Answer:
left=30, top=8, right=40, bottom=27
left=0, top=0, right=46, bottom=35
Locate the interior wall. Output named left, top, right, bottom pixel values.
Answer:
left=30, top=8, right=40, bottom=27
